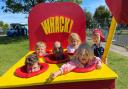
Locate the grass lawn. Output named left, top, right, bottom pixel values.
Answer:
left=0, top=36, right=128, bottom=89
left=108, top=51, right=128, bottom=89
left=0, top=36, right=29, bottom=76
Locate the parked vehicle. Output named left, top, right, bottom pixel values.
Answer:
left=7, top=23, right=28, bottom=37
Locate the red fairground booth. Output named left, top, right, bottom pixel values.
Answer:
left=28, top=2, right=86, bottom=51
left=0, top=2, right=117, bottom=89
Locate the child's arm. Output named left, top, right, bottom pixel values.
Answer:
left=95, top=57, right=102, bottom=69
left=96, top=60, right=102, bottom=69
left=49, top=70, right=62, bottom=79
left=47, top=70, right=62, bottom=82
left=49, top=61, right=76, bottom=80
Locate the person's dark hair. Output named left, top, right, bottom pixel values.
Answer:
left=25, top=53, right=38, bottom=66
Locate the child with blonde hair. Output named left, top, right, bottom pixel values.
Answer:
left=67, top=33, right=81, bottom=54
left=35, top=42, right=47, bottom=57
left=49, top=43, right=102, bottom=79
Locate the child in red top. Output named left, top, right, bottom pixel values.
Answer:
left=91, top=29, right=105, bottom=59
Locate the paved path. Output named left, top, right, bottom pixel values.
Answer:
left=110, top=44, right=128, bottom=57
left=101, top=42, right=128, bottom=57
left=0, top=34, right=6, bottom=37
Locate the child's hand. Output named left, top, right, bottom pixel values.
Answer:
left=48, top=71, right=62, bottom=81
left=45, top=73, right=55, bottom=83
left=63, top=67, right=70, bottom=74
left=96, top=64, right=102, bottom=69
left=95, top=59, right=101, bottom=69
left=48, top=73, right=56, bottom=81
left=96, top=61, right=102, bottom=69
left=47, top=73, right=56, bottom=82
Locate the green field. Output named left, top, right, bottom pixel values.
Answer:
left=0, top=36, right=128, bottom=89
left=108, top=51, right=128, bottom=89
left=0, top=36, right=29, bottom=76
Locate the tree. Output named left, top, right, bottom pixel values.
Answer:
left=3, top=24, right=9, bottom=31
left=58, top=0, right=82, bottom=4
left=93, top=6, right=111, bottom=28
left=0, top=21, right=9, bottom=31
left=0, top=21, right=4, bottom=27
left=1, top=0, right=50, bottom=13
left=85, top=11, right=92, bottom=29
left=2, top=0, right=83, bottom=13
left=72, top=0, right=82, bottom=4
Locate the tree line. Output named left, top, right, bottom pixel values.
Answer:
left=1, top=0, right=82, bottom=13
left=0, top=21, right=9, bottom=31
left=86, top=6, right=111, bottom=29
left=1, top=0, right=111, bottom=30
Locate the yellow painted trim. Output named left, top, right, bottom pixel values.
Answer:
left=102, top=17, right=117, bottom=63
left=0, top=51, right=117, bottom=88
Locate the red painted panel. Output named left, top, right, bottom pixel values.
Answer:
left=28, top=2, right=86, bottom=51
left=6, top=79, right=115, bottom=89
left=106, top=0, right=128, bottom=24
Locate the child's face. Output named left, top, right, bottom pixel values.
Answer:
left=36, top=46, right=46, bottom=56
left=78, top=56, right=89, bottom=64
left=71, top=39, right=78, bottom=46
left=92, top=33, right=100, bottom=44
left=55, top=42, right=61, bottom=49
left=32, top=62, right=40, bottom=72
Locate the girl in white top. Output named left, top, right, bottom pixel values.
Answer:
left=67, top=33, right=81, bottom=54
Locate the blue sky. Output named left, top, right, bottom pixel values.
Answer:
left=0, top=1, right=27, bottom=24
left=81, top=0, right=106, bottom=13
left=0, top=0, right=107, bottom=24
